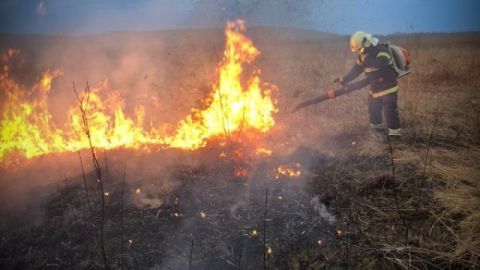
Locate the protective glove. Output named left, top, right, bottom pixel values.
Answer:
left=333, top=78, right=344, bottom=86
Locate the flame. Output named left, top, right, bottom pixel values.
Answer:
left=255, top=147, right=272, bottom=156
left=234, top=166, right=249, bottom=177
left=274, top=163, right=302, bottom=179
left=0, top=20, right=278, bottom=165
left=165, top=20, right=277, bottom=149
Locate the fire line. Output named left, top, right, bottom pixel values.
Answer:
left=0, top=20, right=278, bottom=165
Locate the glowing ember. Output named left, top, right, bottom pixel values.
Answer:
left=267, top=246, right=272, bottom=255
left=250, top=229, right=258, bottom=236
left=235, top=166, right=249, bottom=177
left=200, top=211, right=206, bottom=219
left=274, top=163, right=302, bottom=179
left=255, top=147, right=272, bottom=156
left=104, top=192, right=110, bottom=197
left=317, top=240, right=322, bottom=246
left=134, top=188, right=141, bottom=194
left=0, top=20, right=278, bottom=164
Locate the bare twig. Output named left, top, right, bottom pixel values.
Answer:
left=263, top=188, right=269, bottom=270
left=74, top=81, right=109, bottom=268
left=386, top=137, right=409, bottom=246
left=235, top=93, right=247, bottom=142
left=346, top=205, right=351, bottom=269
left=217, top=86, right=232, bottom=146
left=119, top=165, right=126, bottom=269
left=104, top=149, right=109, bottom=180
left=78, top=151, right=96, bottom=227
left=189, top=236, right=195, bottom=270
left=415, top=118, right=438, bottom=211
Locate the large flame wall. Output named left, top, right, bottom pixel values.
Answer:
left=0, top=20, right=278, bottom=165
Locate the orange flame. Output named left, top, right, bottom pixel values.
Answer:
left=165, top=20, right=277, bottom=149
left=255, top=147, right=272, bottom=157
left=274, top=163, right=302, bottom=179
left=0, top=20, right=277, bottom=165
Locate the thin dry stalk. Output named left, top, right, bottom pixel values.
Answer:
left=119, top=165, right=126, bottom=269
left=263, top=188, right=269, bottom=270
left=73, top=81, right=109, bottom=268
left=415, top=118, right=438, bottom=212
left=104, top=149, right=109, bottom=180
left=217, top=87, right=232, bottom=146
left=78, top=151, right=96, bottom=227
left=189, top=236, right=194, bottom=270
left=386, top=137, right=409, bottom=246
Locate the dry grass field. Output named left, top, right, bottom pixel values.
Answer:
left=0, top=27, right=479, bottom=269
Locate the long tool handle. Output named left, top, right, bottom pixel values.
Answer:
left=291, top=88, right=347, bottom=113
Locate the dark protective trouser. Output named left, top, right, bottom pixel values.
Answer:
left=368, top=91, right=400, bottom=129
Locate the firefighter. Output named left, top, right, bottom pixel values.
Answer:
left=334, top=31, right=401, bottom=137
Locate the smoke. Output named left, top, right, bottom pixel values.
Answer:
left=311, top=195, right=336, bottom=224
left=190, top=0, right=316, bottom=29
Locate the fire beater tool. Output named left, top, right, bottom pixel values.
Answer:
left=291, top=86, right=355, bottom=113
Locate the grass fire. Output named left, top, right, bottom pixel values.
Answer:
left=1, top=1, right=479, bottom=269
left=0, top=20, right=276, bottom=164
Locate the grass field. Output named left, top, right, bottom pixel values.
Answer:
left=0, top=28, right=479, bottom=269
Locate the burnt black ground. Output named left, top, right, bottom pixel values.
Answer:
left=0, top=146, right=339, bottom=269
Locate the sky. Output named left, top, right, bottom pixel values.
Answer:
left=0, top=0, right=479, bottom=35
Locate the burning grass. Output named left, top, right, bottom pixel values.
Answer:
left=0, top=20, right=277, bottom=164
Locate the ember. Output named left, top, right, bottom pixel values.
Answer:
left=274, top=163, right=302, bottom=179
left=256, top=147, right=272, bottom=156
left=235, top=166, right=249, bottom=177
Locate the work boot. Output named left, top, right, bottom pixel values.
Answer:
left=388, top=128, right=401, bottom=136
left=370, top=123, right=385, bottom=132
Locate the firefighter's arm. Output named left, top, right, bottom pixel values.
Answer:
left=342, top=61, right=363, bottom=83
left=344, top=77, right=370, bottom=92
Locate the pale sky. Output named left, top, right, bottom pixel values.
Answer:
left=0, top=0, right=479, bottom=35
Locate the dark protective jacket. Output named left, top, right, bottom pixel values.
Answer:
left=342, top=43, right=398, bottom=98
